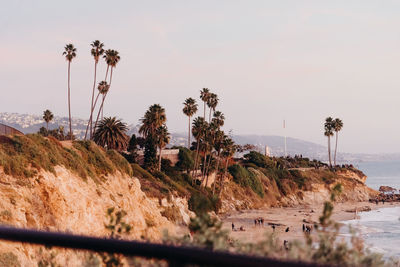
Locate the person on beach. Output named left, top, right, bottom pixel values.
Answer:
left=272, top=225, right=275, bottom=231
left=283, top=240, right=289, bottom=250
left=254, top=219, right=257, bottom=226
left=232, top=222, right=235, bottom=231
left=302, top=224, right=305, bottom=232
left=285, top=227, right=289, bottom=232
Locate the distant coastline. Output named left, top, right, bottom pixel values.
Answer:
left=2, top=112, right=400, bottom=163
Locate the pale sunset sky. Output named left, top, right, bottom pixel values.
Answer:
left=1, top=1, right=400, bottom=153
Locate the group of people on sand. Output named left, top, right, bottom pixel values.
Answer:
left=231, top=222, right=245, bottom=232
left=254, top=217, right=264, bottom=226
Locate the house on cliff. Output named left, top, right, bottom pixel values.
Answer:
left=136, top=149, right=179, bottom=166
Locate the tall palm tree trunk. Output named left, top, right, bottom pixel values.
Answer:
left=334, top=132, right=339, bottom=166
left=46, top=122, right=49, bottom=131
left=209, top=108, right=212, bottom=123
left=188, top=116, right=191, bottom=149
left=201, top=150, right=208, bottom=186
left=67, top=62, right=72, bottom=140
left=89, top=61, right=98, bottom=139
left=101, top=66, right=110, bottom=120
left=218, top=158, right=229, bottom=197
left=203, top=102, right=206, bottom=119
left=212, top=151, right=221, bottom=195
left=191, top=140, right=201, bottom=184
left=85, top=92, right=101, bottom=139
left=328, top=137, right=332, bottom=168
left=204, top=153, right=212, bottom=189
left=94, top=67, right=113, bottom=135
left=205, top=153, right=212, bottom=180
left=158, top=146, right=162, bottom=171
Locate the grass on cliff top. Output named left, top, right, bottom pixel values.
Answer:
left=0, top=134, right=132, bottom=180
left=131, top=163, right=189, bottom=198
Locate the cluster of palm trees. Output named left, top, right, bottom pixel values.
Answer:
left=139, top=104, right=170, bottom=171
left=62, top=41, right=121, bottom=141
left=324, top=117, right=344, bottom=167
left=183, top=88, right=236, bottom=194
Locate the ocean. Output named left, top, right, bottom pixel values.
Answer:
left=342, top=161, right=400, bottom=258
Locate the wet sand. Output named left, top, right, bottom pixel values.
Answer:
left=221, top=201, right=400, bottom=244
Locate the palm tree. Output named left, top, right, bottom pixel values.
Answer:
left=324, top=117, right=334, bottom=168
left=43, top=109, right=54, bottom=131
left=220, top=136, right=235, bottom=195
left=207, top=93, right=219, bottom=122
left=211, top=130, right=225, bottom=194
left=93, top=117, right=129, bottom=151
left=156, top=125, right=170, bottom=171
left=89, top=40, right=105, bottom=139
left=204, top=111, right=225, bottom=185
left=200, top=88, right=211, bottom=119
left=139, top=104, right=167, bottom=138
left=62, top=43, right=77, bottom=140
left=183, top=98, right=198, bottom=149
left=100, top=49, right=120, bottom=119
left=93, top=50, right=121, bottom=132
left=191, top=117, right=207, bottom=181
left=85, top=81, right=110, bottom=139
left=332, top=118, right=344, bottom=166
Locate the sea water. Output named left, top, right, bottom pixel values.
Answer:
left=341, top=161, right=400, bottom=258
left=357, top=161, right=400, bottom=191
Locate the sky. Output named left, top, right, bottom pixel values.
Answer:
left=1, top=0, right=400, bottom=154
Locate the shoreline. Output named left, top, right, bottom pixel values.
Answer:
left=220, top=201, right=400, bottom=244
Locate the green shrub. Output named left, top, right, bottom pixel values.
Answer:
left=131, top=163, right=154, bottom=180
left=176, top=147, right=194, bottom=172
left=228, top=164, right=264, bottom=197
left=289, top=169, right=306, bottom=189
left=243, top=151, right=275, bottom=169
left=153, top=171, right=188, bottom=196
left=188, top=192, right=220, bottom=215
left=106, top=150, right=132, bottom=176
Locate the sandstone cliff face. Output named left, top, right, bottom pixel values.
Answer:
left=0, top=166, right=175, bottom=266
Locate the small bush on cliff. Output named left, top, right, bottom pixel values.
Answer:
left=161, top=205, right=183, bottom=223
left=188, top=192, right=221, bottom=215
left=228, top=164, right=264, bottom=197
left=106, top=150, right=132, bottom=176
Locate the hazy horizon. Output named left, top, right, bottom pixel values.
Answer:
left=2, top=1, right=400, bottom=154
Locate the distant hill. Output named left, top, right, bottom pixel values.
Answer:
left=1, top=112, right=399, bottom=163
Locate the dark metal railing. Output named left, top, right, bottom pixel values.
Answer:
left=0, top=226, right=326, bottom=267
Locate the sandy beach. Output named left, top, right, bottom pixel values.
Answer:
left=221, top=201, right=400, bottom=244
